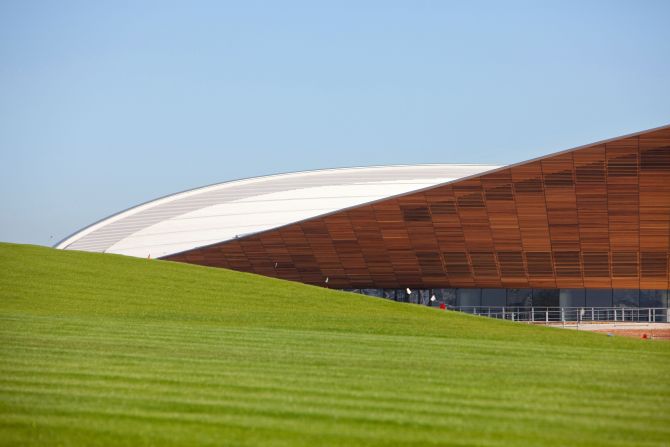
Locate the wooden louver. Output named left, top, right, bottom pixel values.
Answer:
left=165, top=126, right=670, bottom=290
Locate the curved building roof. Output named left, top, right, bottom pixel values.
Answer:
left=162, top=125, right=670, bottom=290
left=56, top=164, right=499, bottom=258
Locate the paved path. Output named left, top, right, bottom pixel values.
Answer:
left=535, top=322, right=670, bottom=340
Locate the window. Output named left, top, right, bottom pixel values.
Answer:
left=482, top=289, right=507, bottom=307
left=383, top=289, right=397, bottom=300
left=507, top=288, right=532, bottom=307
left=457, top=289, right=481, bottom=307
left=482, top=289, right=506, bottom=307
left=560, top=289, right=585, bottom=307
left=639, top=290, right=668, bottom=308
left=613, top=289, right=639, bottom=308
left=532, top=289, right=559, bottom=307
left=434, top=289, right=457, bottom=306
left=361, top=289, right=383, bottom=297
left=585, top=289, right=613, bottom=307
left=418, top=290, right=431, bottom=305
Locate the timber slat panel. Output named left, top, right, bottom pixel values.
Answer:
left=166, top=127, right=670, bottom=290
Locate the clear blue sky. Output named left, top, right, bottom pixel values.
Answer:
left=1, top=1, right=669, bottom=247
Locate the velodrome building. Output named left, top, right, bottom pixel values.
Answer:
left=57, top=125, right=670, bottom=319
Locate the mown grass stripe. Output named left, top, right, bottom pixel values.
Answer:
left=1, top=375, right=668, bottom=428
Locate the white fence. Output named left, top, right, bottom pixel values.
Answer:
left=450, top=306, right=669, bottom=323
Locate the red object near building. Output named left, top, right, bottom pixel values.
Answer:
left=439, top=303, right=446, bottom=310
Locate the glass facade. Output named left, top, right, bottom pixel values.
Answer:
left=640, top=290, right=668, bottom=308
left=613, top=289, right=639, bottom=307
left=507, top=289, right=532, bottom=307
left=481, top=289, right=506, bottom=307
left=457, top=288, right=481, bottom=307
left=345, top=287, right=670, bottom=309
left=532, top=289, right=559, bottom=307
left=560, top=289, right=585, bottom=307
left=585, top=289, right=611, bottom=307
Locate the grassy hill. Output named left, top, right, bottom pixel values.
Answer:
left=1, top=242, right=669, bottom=447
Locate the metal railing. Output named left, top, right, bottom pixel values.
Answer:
left=449, top=306, right=670, bottom=323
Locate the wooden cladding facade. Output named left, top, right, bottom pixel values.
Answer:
left=165, top=127, right=670, bottom=290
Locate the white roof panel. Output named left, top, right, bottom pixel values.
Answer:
left=57, top=164, right=499, bottom=258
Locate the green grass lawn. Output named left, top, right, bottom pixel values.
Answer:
left=0, top=242, right=668, bottom=446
